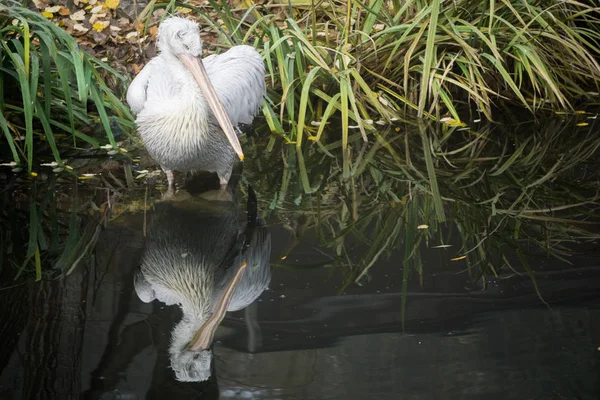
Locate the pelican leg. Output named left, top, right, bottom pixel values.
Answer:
left=161, top=168, right=175, bottom=199
left=219, top=177, right=228, bottom=191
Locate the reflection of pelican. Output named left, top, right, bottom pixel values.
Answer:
left=134, top=181, right=271, bottom=382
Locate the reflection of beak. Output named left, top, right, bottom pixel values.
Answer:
left=187, top=261, right=248, bottom=351
left=178, top=54, right=244, bottom=161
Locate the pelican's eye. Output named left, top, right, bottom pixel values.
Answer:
left=183, top=43, right=190, bottom=51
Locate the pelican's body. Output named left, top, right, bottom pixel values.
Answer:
left=134, top=183, right=271, bottom=382
left=127, top=17, right=266, bottom=191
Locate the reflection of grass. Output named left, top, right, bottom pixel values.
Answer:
left=0, top=167, right=152, bottom=283
left=4, top=112, right=599, bottom=300
left=244, top=114, right=600, bottom=302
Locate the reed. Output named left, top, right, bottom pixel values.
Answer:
left=0, top=1, right=134, bottom=174
left=139, top=0, right=600, bottom=148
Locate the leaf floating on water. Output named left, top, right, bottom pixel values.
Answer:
left=440, top=117, right=467, bottom=127
left=576, top=122, right=589, bottom=127
left=451, top=255, right=467, bottom=261
left=417, top=224, right=429, bottom=230
left=431, top=245, right=453, bottom=249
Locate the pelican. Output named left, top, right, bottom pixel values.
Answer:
left=133, top=178, right=271, bottom=382
left=126, top=16, right=266, bottom=194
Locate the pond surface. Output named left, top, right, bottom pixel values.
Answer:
left=1, top=118, right=599, bottom=399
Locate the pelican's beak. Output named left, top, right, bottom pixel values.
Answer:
left=187, top=261, right=248, bottom=351
left=178, top=54, right=244, bottom=161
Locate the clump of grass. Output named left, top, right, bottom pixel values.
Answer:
left=0, top=1, right=134, bottom=174
left=142, top=0, right=600, bottom=149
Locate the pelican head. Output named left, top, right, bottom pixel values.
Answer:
left=157, top=17, right=203, bottom=58
left=156, top=16, right=244, bottom=161
left=168, top=259, right=248, bottom=382
left=169, top=317, right=214, bottom=382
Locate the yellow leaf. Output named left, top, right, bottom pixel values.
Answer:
left=93, top=22, right=109, bottom=32
left=440, top=117, right=467, bottom=127
left=104, top=0, right=120, bottom=9
left=30, top=172, right=38, bottom=177
left=41, top=11, right=53, bottom=18
left=451, top=255, right=467, bottom=261
left=576, top=122, right=589, bottom=127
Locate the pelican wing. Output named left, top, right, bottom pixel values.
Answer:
left=211, top=224, right=271, bottom=313
left=134, top=268, right=156, bottom=303
left=126, top=61, right=155, bottom=116
left=203, top=45, right=266, bottom=127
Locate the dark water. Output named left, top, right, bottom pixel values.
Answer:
left=1, top=119, right=600, bottom=399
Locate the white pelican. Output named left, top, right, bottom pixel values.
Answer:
left=133, top=180, right=271, bottom=382
left=126, top=17, right=266, bottom=194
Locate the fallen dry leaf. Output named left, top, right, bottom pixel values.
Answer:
left=91, top=5, right=103, bottom=13
left=104, top=0, right=120, bottom=9
left=89, top=13, right=107, bottom=24
left=149, top=25, right=158, bottom=37
left=93, top=21, right=110, bottom=32
left=70, top=10, right=86, bottom=21
left=73, top=24, right=89, bottom=33
left=59, top=6, right=70, bottom=16
left=41, top=11, right=53, bottom=19
left=44, top=5, right=61, bottom=13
